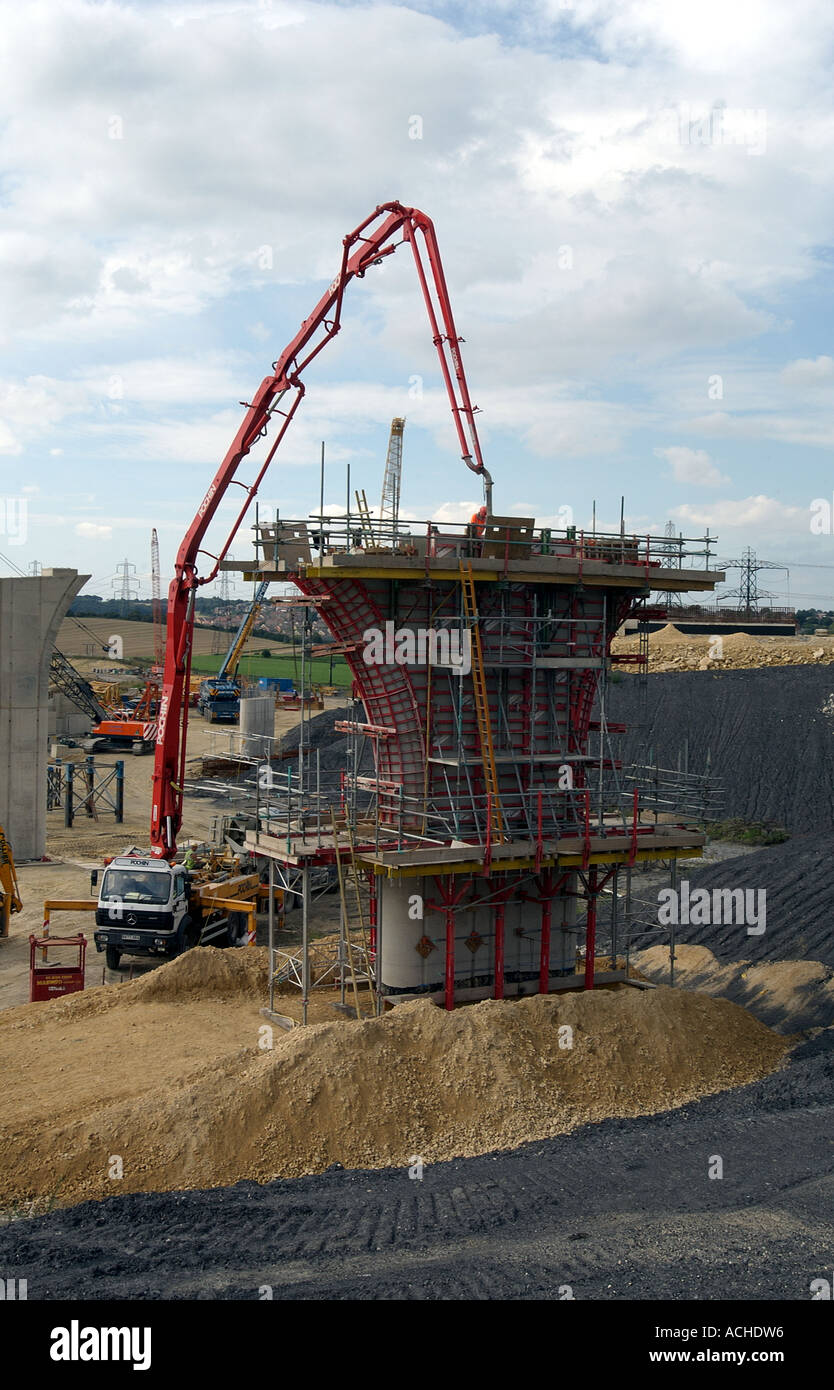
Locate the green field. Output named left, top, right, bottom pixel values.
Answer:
left=190, top=651, right=352, bottom=685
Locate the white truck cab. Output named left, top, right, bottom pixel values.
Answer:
left=92, top=855, right=194, bottom=971
left=91, top=850, right=258, bottom=972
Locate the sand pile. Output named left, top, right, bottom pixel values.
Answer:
left=0, top=949, right=791, bottom=1209
left=612, top=626, right=834, bottom=673
left=635, top=944, right=834, bottom=1033
left=129, top=944, right=270, bottom=1002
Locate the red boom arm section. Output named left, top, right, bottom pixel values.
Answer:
left=150, top=201, right=491, bottom=858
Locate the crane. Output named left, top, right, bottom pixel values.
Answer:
left=380, top=417, right=405, bottom=530
left=150, top=201, right=491, bottom=859
left=219, top=579, right=270, bottom=680
left=151, top=528, right=164, bottom=673
left=197, top=579, right=270, bottom=722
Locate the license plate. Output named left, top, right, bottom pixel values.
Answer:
left=121, top=934, right=140, bottom=942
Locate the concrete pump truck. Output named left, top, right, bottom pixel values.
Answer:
left=87, top=202, right=491, bottom=969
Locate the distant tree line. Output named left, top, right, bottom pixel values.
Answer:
left=796, top=609, right=834, bottom=634
left=67, top=593, right=333, bottom=642
left=68, top=595, right=247, bottom=626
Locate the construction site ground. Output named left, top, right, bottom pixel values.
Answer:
left=1, top=658, right=833, bottom=1299
left=4, top=1033, right=831, bottom=1301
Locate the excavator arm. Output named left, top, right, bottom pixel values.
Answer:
left=150, top=201, right=490, bottom=858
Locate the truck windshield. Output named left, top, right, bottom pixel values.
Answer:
left=101, top=869, right=171, bottom=905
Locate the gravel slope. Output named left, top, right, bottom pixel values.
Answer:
left=609, top=667, right=834, bottom=833
left=624, top=833, right=834, bottom=967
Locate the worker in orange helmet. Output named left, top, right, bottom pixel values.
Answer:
left=470, top=505, right=487, bottom=537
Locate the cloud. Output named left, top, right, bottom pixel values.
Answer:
left=655, top=445, right=729, bottom=487
left=0, top=0, right=831, bottom=363
left=689, top=411, right=834, bottom=449
left=781, top=355, right=834, bottom=389
left=75, top=521, right=112, bottom=539
left=672, top=495, right=807, bottom=530
left=0, top=0, right=832, bottom=579
left=0, top=420, right=20, bottom=454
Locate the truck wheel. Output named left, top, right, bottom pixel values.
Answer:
left=132, top=741, right=144, bottom=755
left=225, top=912, right=249, bottom=948
left=180, top=917, right=199, bottom=953
left=106, top=946, right=122, bottom=971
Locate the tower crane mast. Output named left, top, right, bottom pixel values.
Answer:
left=151, top=528, right=164, bottom=672
left=380, top=417, right=405, bottom=529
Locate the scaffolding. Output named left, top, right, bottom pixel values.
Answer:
left=214, top=508, right=724, bottom=1017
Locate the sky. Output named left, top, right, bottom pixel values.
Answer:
left=0, top=0, right=833, bottom=607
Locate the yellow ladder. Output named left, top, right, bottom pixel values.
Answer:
left=354, top=489, right=375, bottom=546
left=459, top=561, right=504, bottom=843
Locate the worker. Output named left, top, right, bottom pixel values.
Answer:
left=470, top=505, right=487, bottom=536
left=469, top=504, right=487, bottom=556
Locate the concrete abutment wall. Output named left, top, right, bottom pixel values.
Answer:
left=0, top=570, right=88, bottom=859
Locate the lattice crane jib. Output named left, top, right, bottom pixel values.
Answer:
left=380, top=417, right=405, bottom=527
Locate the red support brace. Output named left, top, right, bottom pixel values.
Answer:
left=539, top=894, right=552, bottom=994
left=444, top=903, right=456, bottom=1012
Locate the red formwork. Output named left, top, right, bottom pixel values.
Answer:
left=290, top=526, right=712, bottom=1004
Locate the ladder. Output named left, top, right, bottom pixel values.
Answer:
left=330, top=810, right=374, bottom=1016
left=354, top=489, right=375, bottom=547
left=459, top=561, right=504, bottom=844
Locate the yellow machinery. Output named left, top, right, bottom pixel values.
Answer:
left=0, top=824, right=22, bottom=939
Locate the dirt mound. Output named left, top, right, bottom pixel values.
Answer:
left=634, top=944, right=834, bottom=1032
left=129, top=946, right=269, bottom=1002
left=646, top=623, right=693, bottom=645
left=612, top=628, right=834, bottom=672
left=0, top=948, right=269, bottom=1030
left=0, top=973, right=790, bottom=1209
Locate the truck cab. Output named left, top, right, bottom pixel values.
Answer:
left=93, top=855, right=191, bottom=971
left=91, top=850, right=266, bottom=972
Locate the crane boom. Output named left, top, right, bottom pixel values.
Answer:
left=150, top=201, right=491, bottom=859
left=219, top=580, right=270, bottom=680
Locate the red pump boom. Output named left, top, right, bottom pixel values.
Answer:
left=150, top=201, right=491, bottom=858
